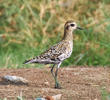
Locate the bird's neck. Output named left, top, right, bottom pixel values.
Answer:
left=63, top=29, right=73, bottom=42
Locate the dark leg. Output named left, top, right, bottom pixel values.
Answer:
left=54, top=62, right=62, bottom=89
left=51, top=64, right=55, bottom=78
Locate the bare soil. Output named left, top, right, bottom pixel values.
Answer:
left=0, top=66, right=110, bottom=100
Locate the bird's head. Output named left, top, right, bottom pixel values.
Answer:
left=64, top=20, right=83, bottom=32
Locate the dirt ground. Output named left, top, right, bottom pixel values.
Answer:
left=0, top=66, right=110, bottom=100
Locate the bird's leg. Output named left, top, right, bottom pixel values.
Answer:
left=51, top=64, right=55, bottom=78
left=54, top=62, right=62, bottom=89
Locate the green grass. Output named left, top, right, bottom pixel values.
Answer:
left=101, top=88, right=110, bottom=100
left=0, top=0, right=110, bottom=68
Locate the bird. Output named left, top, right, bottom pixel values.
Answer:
left=23, top=20, right=83, bottom=89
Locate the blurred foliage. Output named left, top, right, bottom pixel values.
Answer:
left=0, top=0, right=110, bottom=68
left=101, top=88, right=110, bottom=100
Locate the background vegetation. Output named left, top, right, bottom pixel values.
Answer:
left=0, top=0, right=110, bottom=68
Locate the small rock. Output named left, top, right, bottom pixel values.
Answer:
left=45, top=96, right=54, bottom=100
left=44, top=81, right=49, bottom=86
left=52, top=94, right=62, bottom=100
left=36, top=94, right=62, bottom=100
left=35, top=98, right=46, bottom=100
left=94, top=99, right=98, bottom=100
left=2, top=75, right=28, bottom=84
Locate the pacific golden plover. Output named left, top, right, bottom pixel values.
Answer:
left=23, top=20, right=83, bottom=89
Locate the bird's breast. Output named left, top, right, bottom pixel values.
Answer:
left=66, top=41, right=73, bottom=57
left=59, top=41, right=73, bottom=61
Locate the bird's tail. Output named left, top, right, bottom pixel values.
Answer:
left=23, top=58, right=37, bottom=64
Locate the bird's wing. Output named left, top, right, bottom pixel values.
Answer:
left=38, top=41, right=68, bottom=61
left=24, top=41, right=71, bottom=64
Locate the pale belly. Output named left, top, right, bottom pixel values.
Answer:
left=65, top=41, right=73, bottom=58
left=59, top=41, right=73, bottom=61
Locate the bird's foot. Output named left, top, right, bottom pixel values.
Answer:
left=55, top=82, right=62, bottom=89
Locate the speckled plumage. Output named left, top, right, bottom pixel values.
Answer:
left=24, top=20, right=83, bottom=88
left=25, top=40, right=73, bottom=64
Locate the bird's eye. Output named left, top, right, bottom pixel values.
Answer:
left=70, top=24, right=75, bottom=27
